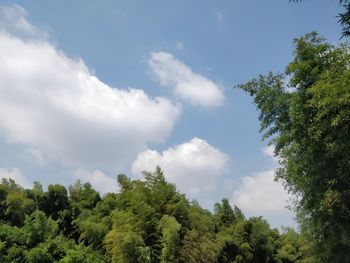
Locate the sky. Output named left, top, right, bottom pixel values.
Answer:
left=0, top=0, right=343, bottom=228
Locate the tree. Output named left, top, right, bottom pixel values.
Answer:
left=5, top=192, right=26, bottom=226
left=276, top=227, right=315, bottom=263
left=68, top=180, right=101, bottom=210
left=104, top=211, right=149, bottom=263
left=0, top=168, right=312, bottom=262
left=26, top=247, right=53, bottom=263
left=42, top=184, right=69, bottom=220
left=237, top=32, right=350, bottom=262
left=0, top=185, right=8, bottom=219
left=291, top=0, right=350, bottom=37
left=23, top=210, right=57, bottom=248
left=158, top=215, right=181, bottom=263
left=179, top=205, right=219, bottom=263
left=75, top=213, right=109, bottom=249
left=214, top=198, right=236, bottom=229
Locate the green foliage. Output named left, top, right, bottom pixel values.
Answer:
left=23, top=210, right=57, bottom=247
left=238, top=32, right=350, bottom=262
left=75, top=215, right=109, bottom=249
left=179, top=204, right=219, bottom=263
left=43, top=184, right=69, bottom=220
left=26, top=247, right=53, bottom=263
left=0, top=168, right=311, bottom=263
left=277, top=228, right=304, bottom=263
left=104, top=210, right=147, bottom=263
left=69, top=180, right=101, bottom=210
left=158, top=215, right=181, bottom=263
left=214, top=198, right=236, bottom=229
left=5, top=192, right=26, bottom=226
left=0, top=184, right=8, bottom=219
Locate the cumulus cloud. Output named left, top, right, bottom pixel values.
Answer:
left=132, top=138, right=229, bottom=196
left=231, top=153, right=297, bottom=227
left=231, top=152, right=296, bottom=227
left=232, top=170, right=290, bottom=214
left=0, top=5, right=180, bottom=171
left=149, top=52, right=224, bottom=108
left=0, top=168, right=31, bottom=188
left=73, top=170, right=118, bottom=194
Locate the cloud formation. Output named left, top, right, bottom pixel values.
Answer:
left=231, top=150, right=295, bottom=228
left=0, top=6, right=180, bottom=171
left=132, top=138, right=229, bottom=196
left=232, top=170, right=290, bottom=214
left=149, top=52, right=224, bottom=108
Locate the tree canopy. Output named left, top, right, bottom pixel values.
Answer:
left=238, top=32, right=350, bottom=262
left=0, top=168, right=314, bottom=262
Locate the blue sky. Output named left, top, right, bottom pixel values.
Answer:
left=0, top=1, right=343, bottom=228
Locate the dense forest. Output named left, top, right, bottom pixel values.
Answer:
left=0, top=167, right=314, bottom=263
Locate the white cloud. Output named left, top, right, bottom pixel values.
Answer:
left=0, top=6, right=180, bottom=171
left=73, top=170, right=118, bottom=194
left=0, top=168, right=31, bottom=188
left=149, top=52, right=224, bottom=108
left=232, top=170, right=290, bottom=214
left=231, top=148, right=296, bottom=228
left=132, top=138, right=229, bottom=196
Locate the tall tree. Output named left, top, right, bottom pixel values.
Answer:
left=158, top=215, right=181, bottom=263
left=42, top=184, right=69, bottom=220
left=237, top=32, right=350, bottom=262
left=214, top=198, right=236, bottom=229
